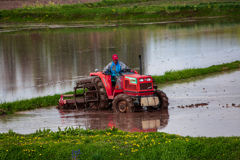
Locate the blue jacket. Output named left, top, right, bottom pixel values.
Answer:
left=103, top=61, right=129, bottom=77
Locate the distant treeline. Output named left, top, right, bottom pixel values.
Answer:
left=0, top=1, right=240, bottom=22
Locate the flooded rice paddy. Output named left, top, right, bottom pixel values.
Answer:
left=0, top=19, right=240, bottom=102
left=1, top=70, right=240, bottom=137
left=0, top=19, right=240, bottom=137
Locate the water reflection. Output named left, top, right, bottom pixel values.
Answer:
left=0, top=108, right=169, bottom=134
left=58, top=109, right=169, bottom=132
left=0, top=20, right=240, bottom=102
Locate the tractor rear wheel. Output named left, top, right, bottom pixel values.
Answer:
left=151, top=90, right=169, bottom=110
left=112, top=94, right=134, bottom=113
left=94, top=77, right=109, bottom=109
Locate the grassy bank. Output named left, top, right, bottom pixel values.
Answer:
left=152, top=60, right=240, bottom=84
left=0, top=127, right=240, bottom=159
left=0, top=0, right=240, bottom=23
left=0, top=90, right=84, bottom=115
left=0, top=61, right=240, bottom=115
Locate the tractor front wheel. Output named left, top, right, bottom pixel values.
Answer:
left=112, top=94, right=134, bottom=113
left=151, top=90, right=169, bottom=110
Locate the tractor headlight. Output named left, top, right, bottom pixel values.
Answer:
left=139, top=78, right=144, bottom=82
left=146, top=78, right=151, bottom=81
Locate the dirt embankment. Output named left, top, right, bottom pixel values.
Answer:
left=0, top=0, right=101, bottom=10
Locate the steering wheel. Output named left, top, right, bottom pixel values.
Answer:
left=120, top=69, right=131, bottom=73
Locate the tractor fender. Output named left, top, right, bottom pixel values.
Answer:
left=90, top=72, right=113, bottom=99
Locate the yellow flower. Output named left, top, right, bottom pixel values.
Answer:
left=40, top=153, right=41, bottom=156
left=120, top=153, right=122, bottom=155
left=112, top=9, right=115, bottom=12
left=6, top=149, right=8, bottom=151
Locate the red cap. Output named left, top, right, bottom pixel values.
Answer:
left=112, top=54, right=118, bottom=60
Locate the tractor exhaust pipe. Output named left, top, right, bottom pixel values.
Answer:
left=139, top=55, right=142, bottom=75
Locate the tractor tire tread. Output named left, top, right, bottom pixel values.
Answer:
left=112, top=94, right=134, bottom=113
left=156, top=90, right=169, bottom=109
left=94, top=77, right=108, bottom=109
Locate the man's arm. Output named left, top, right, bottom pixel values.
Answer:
left=118, top=61, right=129, bottom=70
left=102, top=62, right=112, bottom=73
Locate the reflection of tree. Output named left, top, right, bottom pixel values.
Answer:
left=57, top=109, right=169, bottom=132
left=1, top=27, right=146, bottom=101
left=0, top=36, right=16, bottom=93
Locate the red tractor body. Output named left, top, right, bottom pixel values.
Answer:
left=90, top=71, right=155, bottom=99
left=58, top=56, right=169, bottom=113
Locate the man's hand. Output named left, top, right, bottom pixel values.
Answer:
left=103, top=70, right=111, bottom=75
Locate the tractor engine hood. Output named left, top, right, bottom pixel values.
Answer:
left=122, top=74, right=154, bottom=96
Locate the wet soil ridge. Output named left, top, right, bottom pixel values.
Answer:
left=222, top=103, right=240, bottom=108
left=176, top=103, right=240, bottom=109
left=177, top=103, right=209, bottom=109
left=1, top=127, right=240, bottom=159
left=0, top=0, right=240, bottom=22
left=0, top=61, right=240, bottom=115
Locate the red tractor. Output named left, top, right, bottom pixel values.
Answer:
left=58, top=55, right=169, bottom=113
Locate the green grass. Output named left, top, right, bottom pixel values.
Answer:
left=0, top=61, right=239, bottom=115
left=0, top=1, right=240, bottom=23
left=0, top=127, right=240, bottom=160
left=152, top=60, right=240, bottom=84
left=0, top=90, right=84, bottom=115
left=0, top=94, right=60, bottom=114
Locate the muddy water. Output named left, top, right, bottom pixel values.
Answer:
left=0, top=19, right=240, bottom=102
left=1, top=70, right=239, bottom=137
left=160, top=70, right=240, bottom=137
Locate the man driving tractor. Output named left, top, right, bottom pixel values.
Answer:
left=59, top=54, right=169, bottom=112
left=103, top=54, right=129, bottom=84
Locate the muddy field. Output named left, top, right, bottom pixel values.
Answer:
left=0, top=0, right=100, bottom=10
left=1, top=70, right=240, bottom=137
left=0, top=16, right=240, bottom=137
